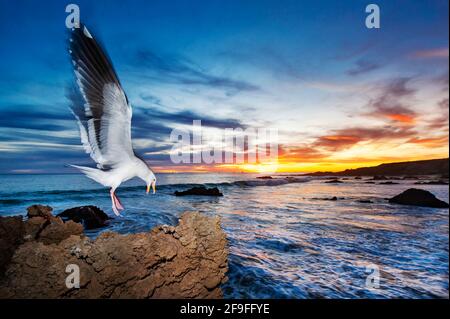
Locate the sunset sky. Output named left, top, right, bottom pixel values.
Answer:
left=0, top=0, right=448, bottom=174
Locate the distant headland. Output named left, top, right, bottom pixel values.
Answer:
left=304, top=158, right=449, bottom=177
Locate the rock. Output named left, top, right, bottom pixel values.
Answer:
left=313, top=196, right=339, bottom=201
left=57, top=206, right=110, bottom=230
left=175, top=186, right=223, bottom=197
left=0, top=216, right=24, bottom=276
left=23, top=216, right=48, bottom=240
left=354, top=177, right=362, bottom=179
left=378, top=181, right=399, bottom=185
left=324, top=179, right=343, bottom=184
left=22, top=205, right=84, bottom=244
left=37, top=217, right=83, bottom=245
left=257, top=176, right=273, bottom=179
left=357, top=200, right=373, bottom=203
left=365, top=181, right=376, bottom=184
left=26, top=204, right=53, bottom=219
left=0, top=209, right=228, bottom=299
left=389, top=188, right=449, bottom=208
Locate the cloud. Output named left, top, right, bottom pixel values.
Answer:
left=217, top=46, right=303, bottom=80
left=134, top=49, right=259, bottom=94
left=313, top=126, right=416, bottom=151
left=407, top=136, right=449, bottom=148
left=425, top=98, right=449, bottom=130
left=0, top=106, right=72, bottom=131
left=365, top=77, right=418, bottom=124
left=278, top=145, right=326, bottom=162
left=412, top=48, right=449, bottom=59
left=347, top=59, right=381, bottom=76
left=140, top=107, right=245, bottom=129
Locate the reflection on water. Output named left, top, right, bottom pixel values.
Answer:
left=0, top=174, right=448, bottom=298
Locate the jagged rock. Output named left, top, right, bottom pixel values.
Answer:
left=0, top=216, right=24, bottom=276
left=389, top=188, right=449, bottom=208
left=314, top=196, right=339, bottom=201
left=0, top=210, right=228, bottom=299
left=21, top=205, right=84, bottom=244
left=175, top=186, right=223, bottom=197
left=27, top=204, right=53, bottom=219
left=37, top=217, right=83, bottom=245
left=57, top=206, right=110, bottom=230
left=257, top=176, right=273, bottom=179
left=23, top=216, right=48, bottom=240
left=357, top=200, right=373, bottom=203
left=379, top=181, right=399, bottom=185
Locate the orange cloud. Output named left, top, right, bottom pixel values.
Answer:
left=313, top=126, right=416, bottom=151
left=385, top=113, right=416, bottom=124
left=407, top=136, right=449, bottom=148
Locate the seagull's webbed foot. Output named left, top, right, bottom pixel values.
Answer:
left=114, top=193, right=125, bottom=210
left=110, top=189, right=123, bottom=217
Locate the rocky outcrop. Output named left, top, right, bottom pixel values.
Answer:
left=0, top=216, right=24, bottom=275
left=389, top=188, right=449, bottom=208
left=0, top=206, right=228, bottom=299
left=24, top=204, right=84, bottom=244
left=175, top=186, right=223, bottom=197
left=57, top=206, right=110, bottom=230
left=306, top=158, right=449, bottom=177
left=0, top=205, right=83, bottom=277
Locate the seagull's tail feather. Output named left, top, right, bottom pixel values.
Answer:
left=70, top=165, right=109, bottom=187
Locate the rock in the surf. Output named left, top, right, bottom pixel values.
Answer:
left=57, top=206, right=110, bottom=230
left=175, top=186, right=223, bottom=197
left=324, top=179, right=343, bottom=184
left=26, top=204, right=53, bottom=219
left=389, top=188, right=449, bottom=208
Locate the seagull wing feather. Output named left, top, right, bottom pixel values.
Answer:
left=68, top=25, right=134, bottom=169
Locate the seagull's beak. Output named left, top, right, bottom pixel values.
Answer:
left=146, top=181, right=156, bottom=194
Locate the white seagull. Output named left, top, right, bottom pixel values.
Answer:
left=68, top=24, right=156, bottom=216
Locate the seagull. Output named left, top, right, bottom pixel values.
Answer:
left=67, top=24, right=156, bottom=216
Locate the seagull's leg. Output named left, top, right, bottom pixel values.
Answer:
left=114, top=192, right=125, bottom=210
left=110, top=188, right=121, bottom=216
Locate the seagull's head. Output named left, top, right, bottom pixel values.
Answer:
left=138, top=167, right=156, bottom=194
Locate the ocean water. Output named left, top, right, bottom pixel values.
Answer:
left=0, top=173, right=448, bottom=298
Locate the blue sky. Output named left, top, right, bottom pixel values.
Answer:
left=0, top=0, right=448, bottom=173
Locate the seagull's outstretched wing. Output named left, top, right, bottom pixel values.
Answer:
left=68, top=25, right=134, bottom=169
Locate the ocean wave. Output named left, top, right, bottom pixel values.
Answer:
left=0, top=177, right=312, bottom=199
